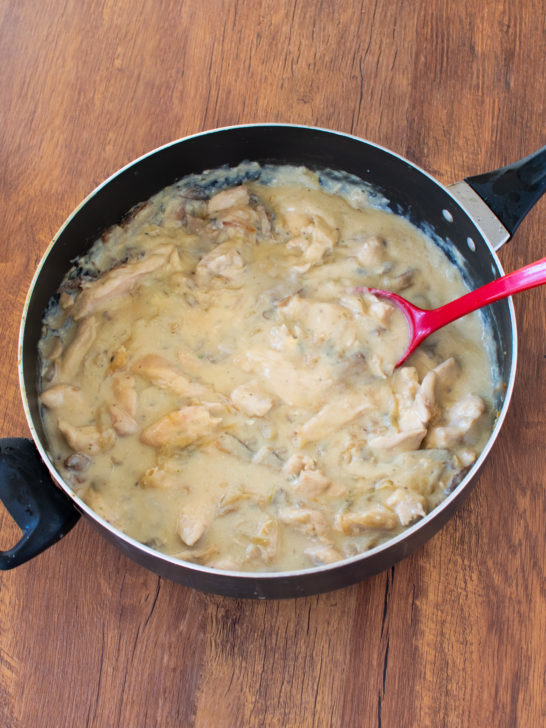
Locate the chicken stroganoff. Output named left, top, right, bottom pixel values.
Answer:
left=38, top=164, right=496, bottom=571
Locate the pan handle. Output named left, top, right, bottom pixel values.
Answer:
left=464, top=146, right=546, bottom=236
left=0, top=438, right=80, bottom=569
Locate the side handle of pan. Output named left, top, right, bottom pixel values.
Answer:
left=0, top=438, right=80, bottom=569
left=465, top=145, right=546, bottom=235
left=448, top=146, right=546, bottom=250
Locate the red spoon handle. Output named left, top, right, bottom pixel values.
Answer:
left=418, top=257, right=546, bottom=336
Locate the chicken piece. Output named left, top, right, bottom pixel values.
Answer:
left=268, top=324, right=299, bottom=355
left=139, top=405, right=222, bottom=449
left=397, top=406, right=422, bottom=433
left=246, top=517, right=279, bottom=564
left=251, top=445, right=283, bottom=469
left=215, top=206, right=258, bottom=239
left=355, top=236, right=386, bottom=267
left=364, top=293, right=396, bottom=324
left=426, top=394, right=485, bottom=449
left=385, top=488, right=426, bottom=526
left=286, top=215, right=338, bottom=269
left=335, top=505, right=398, bottom=533
left=42, top=336, right=63, bottom=361
left=112, top=373, right=137, bottom=417
left=230, top=381, right=272, bottom=417
left=365, top=352, right=394, bottom=379
left=368, top=428, right=426, bottom=455
left=393, top=366, right=424, bottom=430
left=278, top=506, right=330, bottom=539
left=398, top=370, right=438, bottom=431
left=295, top=468, right=331, bottom=497
left=207, top=556, right=244, bottom=571
left=177, top=504, right=215, bottom=546
left=281, top=295, right=359, bottom=355
left=432, top=357, right=459, bottom=387
left=171, top=546, right=218, bottom=564
left=448, top=394, right=485, bottom=430
left=131, top=354, right=207, bottom=397
left=59, top=292, right=74, bottom=311
left=413, top=371, right=438, bottom=424
left=160, top=194, right=185, bottom=224
left=167, top=249, right=183, bottom=274
left=350, top=290, right=395, bottom=326
left=195, top=243, right=245, bottom=283
left=58, top=420, right=116, bottom=455
left=201, top=400, right=228, bottom=417
left=39, top=384, right=86, bottom=411
left=207, top=185, right=249, bottom=214
left=140, top=460, right=186, bottom=489
left=282, top=453, right=315, bottom=477
left=108, top=403, right=138, bottom=436
left=426, top=427, right=462, bottom=449
left=297, top=394, right=373, bottom=445
left=393, top=366, right=420, bottom=403
left=384, top=451, right=449, bottom=496
left=57, top=317, right=98, bottom=381
left=177, top=348, right=208, bottom=376
left=337, top=293, right=366, bottom=317
left=304, top=544, right=342, bottom=565
left=71, top=248, right=172, bottom=320
left=216, top=485, right=254, bottom=514
left=456, top=447, right=478, bottom=467
left=282, top=454, right=331, bottom=497
left=239, top=349, right=333, bottom=408
left=292, top=468, right=332, bottom=498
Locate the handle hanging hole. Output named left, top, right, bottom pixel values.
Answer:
left=0, top=501, right=23, bottom=550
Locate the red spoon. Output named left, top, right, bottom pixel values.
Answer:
left=365, top=257, right=546, bottom=367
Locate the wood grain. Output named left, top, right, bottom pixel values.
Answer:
left=0, top=1, right=544, bottom=726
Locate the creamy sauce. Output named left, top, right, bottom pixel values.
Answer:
left=38, top=165, right=495, bottom=571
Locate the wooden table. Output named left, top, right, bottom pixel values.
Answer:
left=1, top=1, right=544, bottom=725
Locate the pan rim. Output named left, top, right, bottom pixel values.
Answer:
left=17, top=123, right=519, bottom=585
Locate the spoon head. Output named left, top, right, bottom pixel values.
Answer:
left=357, top=287, right=418, bottom=368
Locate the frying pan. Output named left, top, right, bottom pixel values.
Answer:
left=1, top=125, right=544, bottom=598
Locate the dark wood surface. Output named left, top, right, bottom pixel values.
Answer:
left=0, top=1, right=544, bottom=726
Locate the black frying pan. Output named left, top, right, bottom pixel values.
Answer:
left=1, top=125, right=544, bottom=598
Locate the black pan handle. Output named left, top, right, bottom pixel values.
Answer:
left=0, top=438, right=80, bottom=569
left=464, top=146, right=546, bottom=236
